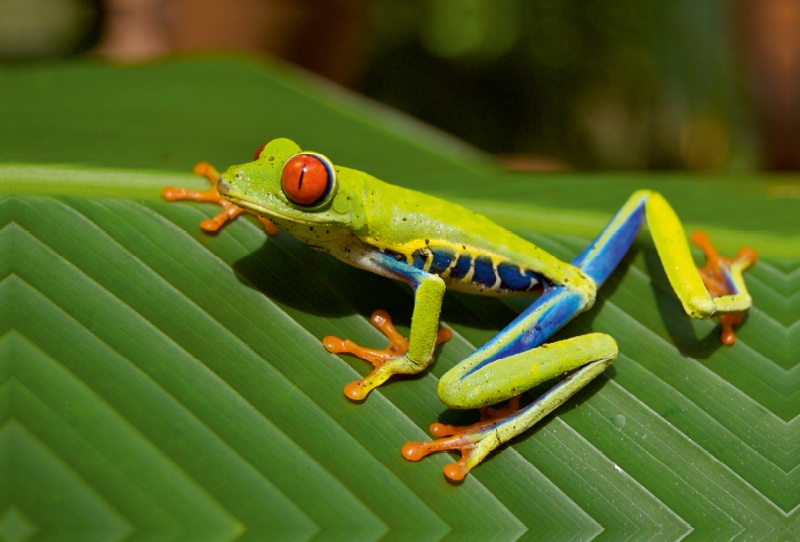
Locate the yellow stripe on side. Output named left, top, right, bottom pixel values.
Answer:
left=364, top=236, right=433, bottom=257
left=421, top=250, right=434, bottom=272
left=364, top=236, right=510, bottom=288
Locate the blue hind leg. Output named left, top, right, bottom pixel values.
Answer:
left=435, top=190, right=650, bottom=394
left=404, top=192, right=653, bottom=481
left=405, top=190, right=755, bottom=481
left=571, top=190, right=648, bottom=285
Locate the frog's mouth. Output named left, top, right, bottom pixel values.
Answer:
left=217, top=176, right=231, bottom=196
left=219, top=177, right=322, bottom=226
left=225, top=195, right=317, bottom=226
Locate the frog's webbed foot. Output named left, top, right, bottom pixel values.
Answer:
left=430, top=395, right=524, bottom=437
left=690, top=231, right=758, bottom=345
left=323, top=310, right=451, bottom=401
left=323, top=310, right=409, bottom=363
left=162, top=162, right=279, bottom=235
left=402, top=395, right=524, bottom=482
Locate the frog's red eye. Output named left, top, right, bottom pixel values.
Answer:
left=254, top=142, right=269, bottom=161
left=281, top=153, right=336, bottom=206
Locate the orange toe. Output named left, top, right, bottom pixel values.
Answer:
left=163, top=162, right=280, bottom=235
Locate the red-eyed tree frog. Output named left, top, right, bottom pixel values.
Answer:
left=163, top=138, right=757, bottom=482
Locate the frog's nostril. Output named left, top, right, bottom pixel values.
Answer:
left=217, top=177, right=230, bottom=195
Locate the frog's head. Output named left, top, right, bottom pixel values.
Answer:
left=218, top=138, right=366, bottom=232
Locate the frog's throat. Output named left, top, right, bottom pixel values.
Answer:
left=225, top=197, right=316, bottom=226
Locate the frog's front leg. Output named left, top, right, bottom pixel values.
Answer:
left=162, top=162, right=279, bottom=234
left=325, top=251, right=451, bottom=400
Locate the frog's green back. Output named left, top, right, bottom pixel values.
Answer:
left=351, top=169, right=580, bottom=283
left=355, top=170, right=519, bottom=248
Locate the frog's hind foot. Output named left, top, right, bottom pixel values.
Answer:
left=428, top=395, right=524, bottom=438
left=402, top=396, right=524, bottom=482
left=323, top=310, right=451, bottom=401
left=690, top=231, right=758, bottom=345
left=402, top=430, right=490, bottom=483
left=162, top=162, right=278, bottom=234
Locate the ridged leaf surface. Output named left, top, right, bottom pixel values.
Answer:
left=1, top=58, right=799, bottom=541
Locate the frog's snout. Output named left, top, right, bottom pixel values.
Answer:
left=217, top=177, right=230, bottom=196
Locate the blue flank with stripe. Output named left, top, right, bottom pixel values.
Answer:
left=473, top=256, right=496, bottom=287
left=412, top=250, right=426, bottom=269
left=450, top=255, right=472, bottom=280
left=384, top=243, right=542, bottom=293
left=429, top=248, right=455, bottom=273
left=498, top=261, right=538, bottom=291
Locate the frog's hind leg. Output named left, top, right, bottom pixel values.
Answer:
left=404, top=194, right=651, bottom=481
left=573, top=189, right=756, bottom=339
left=402, top=282, right=616, bottom=481
left=405, top=329, right=617, bottom=481
left=406, top=190, right=757, bottom=480
left=572, top=190, right=757, bottom=330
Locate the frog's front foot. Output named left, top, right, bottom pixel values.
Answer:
left=323, top=310, right=451, bottom=400
left=162, top=162, right=279, bottom=234
left=690, top=231, right=757, bottom=345
left=402, top=395, right=525, bottom=482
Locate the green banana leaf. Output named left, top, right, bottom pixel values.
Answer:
left=1, top=56, right=799, bottom=542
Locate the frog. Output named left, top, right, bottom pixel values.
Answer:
left=162, top=138, right=757, bottom=481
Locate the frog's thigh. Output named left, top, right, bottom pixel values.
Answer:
left=438, top=332, right=618, bottom=409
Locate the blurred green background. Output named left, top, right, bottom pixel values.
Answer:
left=3, top=0, right=799, bottom=172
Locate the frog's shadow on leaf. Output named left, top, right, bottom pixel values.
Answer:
left=230, top=235, right=365, bottom=318
left=231, top=233, right=528, bottom=331
left=643, top=247, right=726, bottom=359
